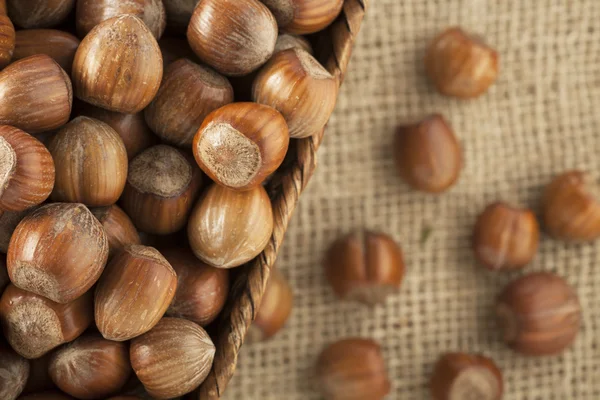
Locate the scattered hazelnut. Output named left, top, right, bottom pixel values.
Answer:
left=496, top=271, right=581, bottom=356
left=394, top=114, right=462, bottom=193
left=274, top=33, right=313, bottom=55
left=0, top=54, right=72, bottom=134
left=0, top=284, right=93, bottom=359
left=193, top=102, right=289, bottom=190
left=261, top=0, right=343, bottom=34
left=49, top=116, right=128, bottom=206
left=94, top=245, right=177, bottom=341
left=542, top=170, right=600, bottom=241
left=0, top=126, right=54, bottom=211
left=7, top=203, right=109, bottom=304
left=253, top=48, right=338, bottom=138
left=13, top=29, right=79, bottom=73
left=425, top=27, right=499, bottom=98
left=187, top=0, right=277, bottom=76
left=120, top=145, right=203, bottom=235
left=430, top=352, right=503, bottom=400
left=163, top=247, right=230, bottom=327
left=188, top=183, right=274, bottom=269
left=0, top=14, right=14, bottom=68
left=324, top=230, right=405, bottom=306
left=145, top=59, right=234, bottom=147
left=91, top=205, right=142, bottom=258
left=49, top=333, right=132, bottom=399
left=0, top=341, right=29, bottom=400
left=472, top=202, right=539, bottom=271
left=317, top=338, right=391, bottom=400
left=247, top=268, right=293, bottom=343
left=72, top=15, right=163, bottom=113
left=7, top=0, right=75, bottom=28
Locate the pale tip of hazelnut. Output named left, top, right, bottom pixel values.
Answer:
left=0, top=135, right=16, bottom=195
left=449, top=367, right=502, bottom=400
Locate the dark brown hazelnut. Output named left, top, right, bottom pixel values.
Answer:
left=18, top=391, right=76, bottom=400
left=7, top=0, right=75, bottom=29
left=13, top=29, right=79, bottom=73
left=22, top=353, right=54, bottom=395
left=0, top=208, right=31, bottom=253
left=0, top=254, right=8, bottom=293
left=162, top=0, right=198, bottom=33
left=0, top=341, right=29, bottom=400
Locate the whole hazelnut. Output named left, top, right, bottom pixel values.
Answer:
left=496, top=271, right=581, bottom=356
left=317, top=338, right=391, bottom=400
left=91, top=205, right=142, bottom=258
left=7, top=0, right=75, bottom=28
left=274, top=33, right=313, bottom=55
left=76, top=0, right=166, bottom=39
left=7, top=203, right=109, bottom=304
left=0, top=208, right=32, bottom=253
left=72, top=15, right=163, bottom=113
left=430, top=353, right=503, bottom=400
left=0, top=284, right=93, bottom=359
left=145, top=59, right=234, bottom=147
left=261, top=0, right=343, bottom=34
left=0, top=54, right=72, bottom=134
left=130, top=317, right=216, bottom=399
left=253, top=48, right=338, bottom=138
left=163, top=247, right=230, bottom=327
left=95, top=245, right=177, bottom=341
left=120, top=145, right=203, bottom=235
left=0, top=14, right=14, bottom=68
left=188, top=183, right=274, bottom=269
left=472, top=202, right=540, bottom=271
left=187, top=0, right=277, bottom=76
left=162, top=0, right=199, bottom=33
left=13, top=29, right=79, bottom=73
left=394, top=114, right=462, bottom=193
left=18, top=392, right=76, bottom=400
left=0, top=126, right=54, bottom=211
left=49, top=117, right=128, bottom=206
left=49, top=333, right=132, bottom=399
left=324, top=230, right=405, bottom=306
left=542, top=170, right=600, bottom=241
left=247, top=268, right=293, bottom=343
left=0, top=342, right=29, bottom=400
left=425, top=27, right=499, bottom=98
left=193, top=102, right=289, bottom=190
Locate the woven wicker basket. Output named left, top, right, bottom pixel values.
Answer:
left=196, top=1, right=369, bottom=398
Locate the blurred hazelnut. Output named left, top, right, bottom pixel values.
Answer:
left=13, top=29, right=79, bottom=73
left=0, top=341, right=29, bottom=400
left=324, top=230, right=405, bottom=306
left=261, top=0, right=343, bottom=34
left=496, top=271, right=581, bottom=356
left=91, top=205, right=141, bottom=258
left=7, top=0, right=75, bottom=28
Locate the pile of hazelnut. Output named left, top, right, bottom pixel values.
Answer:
left=250, top=28, right=588, bottom=400
left=0, top=0, right=346, bottom=399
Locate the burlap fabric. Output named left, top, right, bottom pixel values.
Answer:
left=224, top=1, right=600, bottom=398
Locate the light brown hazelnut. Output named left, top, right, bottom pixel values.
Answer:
left=91, top=205, right=141, bottom=258
left=0, top=341, right=29, bottom=400
left=261, top=0, right=343, bottom=34
left=188, top=183, right=273, bottom=269
left=472, top=202, right=539, bottom=270
left=7, top=0, right=75, bottom=28
left=13, top=29, right=79, bottom=73
left=496, top=271, right=581, bottom=356
left=324, top=230, right=405, bottom=306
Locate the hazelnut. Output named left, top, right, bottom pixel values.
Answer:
left=430, top=353, right=503, bottom=400
left=49, top=333, right=132, bottom=399
left=95, top=245, right=177, bottom=341
left=22, top=353, right=54, bottom=395
left=274, top=33, right=313, bottom=55
left=317, top=338, right=391, bottom=400
left=496, top=271, right=581, bottom=356
left=253, top=49, right=338, bottom=138
left=91, top=205, right=142, bottom=258
left=425, top=27, right=499, bottom=98
left=472, top=202, right=540, bottom=271
left=7, top=0, right=75, bottom=28
left=18, top=392, right=76, bottom=400
left=163, top=247, right=230, bottom=326
left=0, top=208, right=32, bottom=253
left=13, top=29, right=79, bottom=74
left=187, top=0, right=277, bottom=76
left=48, top=117, right=128, bottom=206
left=188, top=183, right=274, bottom=269
left=542, top=170, right=600, bottom=241
left=7, top=203, right=109, bottom=304
left=76, top=0, right=166, bottom=39
left=0, top=14, right=14, bottom=68
left=261, top=0, right=343, bottom=34
left=0, top=54, right=72, bottom=134
left=0, top=254, right=8, bottom=292
left=162, top=0, right=198, bottom=33
left=0, top=341, right=29, bottom=400
left=120, top=145, right=203, bottom=235
left=145, top=59, right=234, bottom=147
left=72, top=15, right=163, bottom=113
left=130, top=317, right=216, bottom=399
left=394, top=114, right=462, bottom=193
left=78, top=104, right=158, bottom=160
left=193, top=102, right=289, bottom=190
left=247, top=268, right=293, bottom=343
left=158, top=36, right=198, bottom=68
left=0, top=126, right=54, bottom=211
left=324, top=230, right=405, bottom=306
left=0, top=284, right=93, bottom=359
